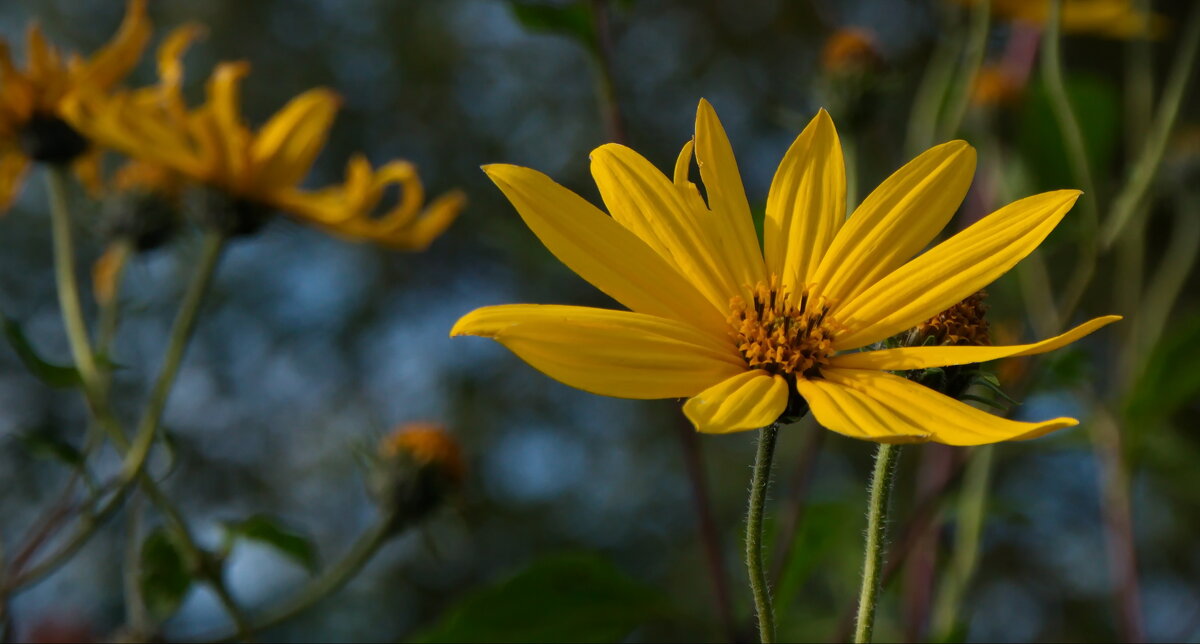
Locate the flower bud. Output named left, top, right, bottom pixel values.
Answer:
left=905, top=292, right=991, bottom=399
left=368, top=422, right=464, bottom=530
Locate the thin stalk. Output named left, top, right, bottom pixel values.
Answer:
left=746, top=424, right=780, bottom=643
left=208, top=512, right=399, bottom=643
left=47, top=166, right=99, bottom=387
left=1042, top=0, right=1101, bottom=328
left=588, top=0, right=626, bottom=143
left=124, top=493, right=150, bottom=635
left=906, top=11, right=962, bottom=154
left=123, top=231, right=225, bottom=478
left=676, top=417, right=737, bottom=642
left=1102, top=3, right=1200, bottom=249
left=931, top=445, right=993, bottom=639
left=854, top=443, right=900, bottom=644
left=1136, top=193, right=1200, bottom=376
left=936, top=0, right=990, bottom=142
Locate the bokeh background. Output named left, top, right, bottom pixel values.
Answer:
left=1, top=0, right=1198, bottom=642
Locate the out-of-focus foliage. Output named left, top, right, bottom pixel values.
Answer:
left=0, top=0, right=1196, bottom=642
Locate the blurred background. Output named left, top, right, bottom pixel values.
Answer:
left=0, top=0, right=1198, bottom=642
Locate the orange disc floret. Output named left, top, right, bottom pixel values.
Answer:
left=379, top=422, right=466, bottom=485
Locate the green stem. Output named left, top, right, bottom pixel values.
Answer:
left=746, top=424, right=779, bottom=643
left=906, top=9, right=962, bottom=154
left=47, top=166, right=99, bottom=387
left=854, top=443, right=900, bottom=644
left=211, top=512, right=399, bottom=642
left=937, top=0, right=990, bottom=142
left=931, top=446, right=993, bottom=639
left=1041, top=0, right=1101, bottom=328
left=122, top=231, right=225, bottom=479
left=1102, top=2, right=1200, bottom=249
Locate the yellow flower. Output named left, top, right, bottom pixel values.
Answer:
left=960, top=0, right=1164, bottom=38
left=63, top=28, right=464, bottom=250
left=452, top=100, right=1120, bottom=443
left=0, top=0, right=150, bottom=210
left=971, top=64, right=1024, bottom=107
left=821, top=28, right=882, bottom=75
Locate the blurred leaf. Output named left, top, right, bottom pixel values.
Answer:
left=0, top=313, right=82, bottom=388
left=1018, top=74, right=1119, bottom=192
left=1126, top=314, right=1200, bottom=423
left=508, top=2, right=597, bottom=51
left=16, top=427, right=84, bottom=468
left=140, top=528, right=192, bottom=621
left=773, top=502, right=858, bottom=627
left=412, top=551, right=664, bottom=643
left=223, top=514, right=318, bottom=574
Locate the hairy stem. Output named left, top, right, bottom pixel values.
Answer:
left=746, top=424, right=780, bottom=643
left=854, top=443, right=900, bottom=643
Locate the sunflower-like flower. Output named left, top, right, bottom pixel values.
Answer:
left=959, top=0, right=1165, bottom=38
left=63, top=28, right=463, bottom=250
left=452, top=100, right=1120, bottom=443
left=0, top=0, right=150, bottom=210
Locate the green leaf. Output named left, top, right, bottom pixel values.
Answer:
left=1018, top=73, right=1119, bottom=193
left=412, top=551, right=665, bottom=643
left=140, top=528, right=193, bottom=621
left=223, top=515, right=318, bottom=574
left=508, top=2, right=597, bottom=51
left=1126, top=314, right=1200, bottom=423
left=773, top=502, right=858, bottom=625
left=16, top=427, right=84, bottom=467
left=0, top=313, right=82, bottom=388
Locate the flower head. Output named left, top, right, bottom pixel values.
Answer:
left=452, top=100, right=1119, bottom=444
left=959, top=0, right=1164, bottom=39
left=369, top=422, right=465, bottom=526
left=0, top=0, right=150, bottom=210
left=821, top=28, right=882, bottom=75
left=63, top=28, right=464, bottom=249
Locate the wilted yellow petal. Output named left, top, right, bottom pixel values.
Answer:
left=683, top=370, right=788, bottom=434
left=75, top=0, right=150, bottom=91
left=250, top=88, right=340, bottom=190
left=451, top=304, right=744, bottom=399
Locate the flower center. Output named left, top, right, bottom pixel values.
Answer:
left=911, top=291, right=990, bottom=346
left=728, top=277, right=838, bottom=378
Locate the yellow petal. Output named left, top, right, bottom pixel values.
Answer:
left=590, top=143, right=745, bottom=311
left=811, top=141, right=976, bottom=305
left=833, top=190, right=1081, bottom=350
left=683, top=370, right=788, bottom=434
left=250, top=88, right=340, bottom=190
left=693, top=99, right=766, bottom=293
left=157, top=24, right=205, bottom=96
left=484, top=163, right=727, bottom=336
left=0, top=147, right=30, bottom=212
left=203, top=62, right=251, bottom=183
left=764, top=108, right=845, bottom=298
left=451, top=304, right=745, bottom=399
left=800, top=368, right=1077, bottom=446
left=831, top=315, right=1121, bottom=370
left=76, top=0, right=151, bottom=91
